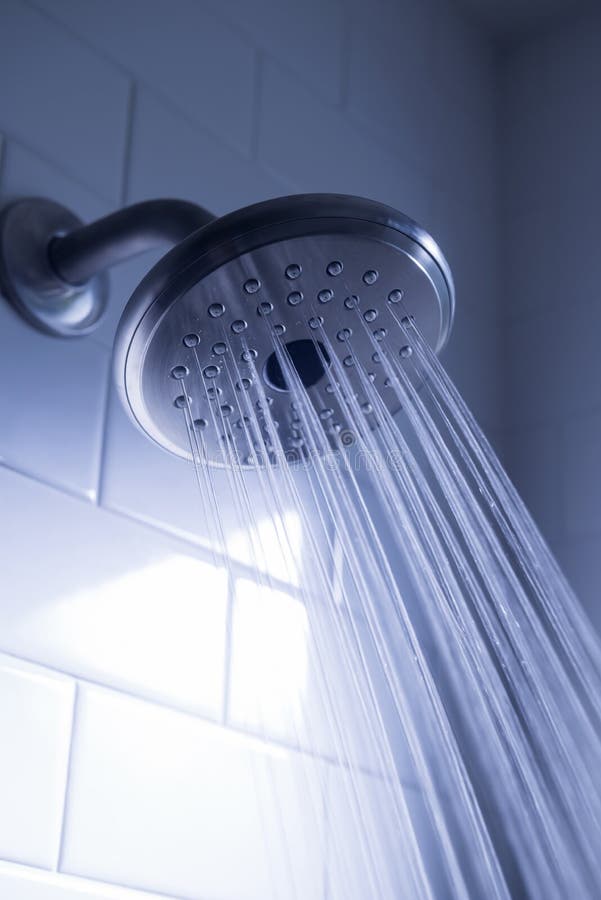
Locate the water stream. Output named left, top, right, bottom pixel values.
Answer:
left=179, top=310, right=601, bottom=899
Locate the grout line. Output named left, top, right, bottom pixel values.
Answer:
left=27, top=0, right=425, bottom=182
left=63, top=872, right=187, bottom=900
left=120, top=80, right=137, bottom=206
left=0, top=859, right=189, bottom=900
left=0, top=643, right=398, bottom=781
left=220, top=573, right=235, bottom=726
left=55, top=682, right=79, bottom=873
left=322, top=764, right=331, bottom=900
left=0, top=460, right=310, bottom=596
left=24, top=0, right=254, bottom=162
left=0, top=129, right=114, bottom=210
left=0, top=461, right=95, bottom=506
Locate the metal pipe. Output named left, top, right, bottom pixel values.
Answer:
left=49, top=198, right=215, bottom=285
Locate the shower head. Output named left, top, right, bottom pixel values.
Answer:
left=114, top=194, right=454, bottom=466
left=0, top=192, right=454, bottom=466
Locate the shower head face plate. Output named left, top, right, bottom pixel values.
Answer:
left=114, top=194, right=454, bottom=466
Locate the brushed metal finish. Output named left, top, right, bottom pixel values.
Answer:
left=0, top=198, right=109, bottom=337
left=114, top=194, right=455, bottom=466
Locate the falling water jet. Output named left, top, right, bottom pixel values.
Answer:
left=3, top=192, right=601, bottom=898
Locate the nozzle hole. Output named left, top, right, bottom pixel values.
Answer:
left=264, top=339, right=330, bottom=392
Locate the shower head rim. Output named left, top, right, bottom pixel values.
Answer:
left=113, top=193, right=455, bottom=462
left=115, top=193, right=454, bottom=370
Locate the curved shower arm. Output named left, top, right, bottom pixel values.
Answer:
left=0, top=195, right=216, bottom=337
left=48, top=198, right=216, bottom=286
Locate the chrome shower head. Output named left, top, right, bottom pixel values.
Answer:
left=113, top=194, right=454, bottom=466
left=0, top=192, right=454, bottom=466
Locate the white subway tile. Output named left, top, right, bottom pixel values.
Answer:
left=0, top=307, right=110, bottom=500
left=0, top=467, right=227, bottom=718
left=61, top=686, right=326, bottom=899
left=33, top=0, right=256, bottom=156
left=0, top=1, right=129, bottom=202
left=257, top=58, right=434, bottom=226
left=1, top=140, right=109, bottom=222
left=345, top=0, right=437, bottom=174
left=0, top=654, right=74, bottom=869
left=101, top=380, right=325, bottom=584
left=126, top=89, right=293, bottom=216
left=216, top=0, right=345, bottom=103
left=228, top=580, right=414, bottom=776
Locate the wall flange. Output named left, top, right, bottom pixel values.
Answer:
left=0, top=197, right=109, bottom=337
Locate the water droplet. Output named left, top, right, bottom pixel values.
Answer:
left=337, top=327, right=352, bottom=342
left=203, top=365, right=219, bottom=379
left=343, top=355, right=354, bottom=367
left=344, top=295, right=359, bottom=309
left=206, top=385, right=222, bottom=399
left=373, top=328, right=387, bottom=341
left=309, top=315, right=323, bottom=329
left=384, top=377, right=392, bottom=387
left=327, top=260, right=343, bottom=276
left=285, top=263, right=301, bottom=280
left=388, top=289, right=404, bottom=303
left=243, top=278, right=261, bottom=295
left=325, top=383, right=335, bottom=394
left=241, top=348, right=258, bottom=362
left=183, top=333, right=199, bottom=348
left=400, top=345, right=413, bottom=358
left=174, top=395, right=186, bottom=408
left=208, top=302, right=225, bottom=318
left=236, top=377, right=252, bottom=391
left=171, top=365, right=188, bottom=379
left=363, top=309, right=378, bottom=323
left=320, top=408, right=334, bottom=420
left=287, top=290, right=303, bottom=306
left=401, top=315, right=413, bottom=325
left=368, top=372, right=376, bottom=382
left=220, top=404, right=233, bottom=416
left=318, top=288, right=333, bottom=303
left=231, top=319, right=247, bottom=333
left=274, top=323, right=286, bottom=335
left=257, top=301, right=273, bottom=316
left=245, top=454, right=256, bottom=466
left=372, top=352, right=381, bottom=364
left=194, top=418, right=207, bottom=429
left=256, top=397, right=274, bottom=408
left=362, top=402, right=373, bottom=413
left=212, top=341, right=227, bottom=355
left=363, top=269, right=379, bottom=285
left=291, top=437, right=304, bottom=448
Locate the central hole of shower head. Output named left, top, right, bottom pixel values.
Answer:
left=264, top=339, right=330, bottom=392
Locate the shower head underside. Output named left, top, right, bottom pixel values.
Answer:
left=113, top=195, right=454, bottom=466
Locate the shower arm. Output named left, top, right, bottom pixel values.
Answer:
left=0, top=195, right=215, bottom=337
left=48, top=198, right=215, bottom=285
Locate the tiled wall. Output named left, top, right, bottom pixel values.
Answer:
left=498, top=8, right=601, bottom=632
left=0, top=0, right=498, bottom=897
